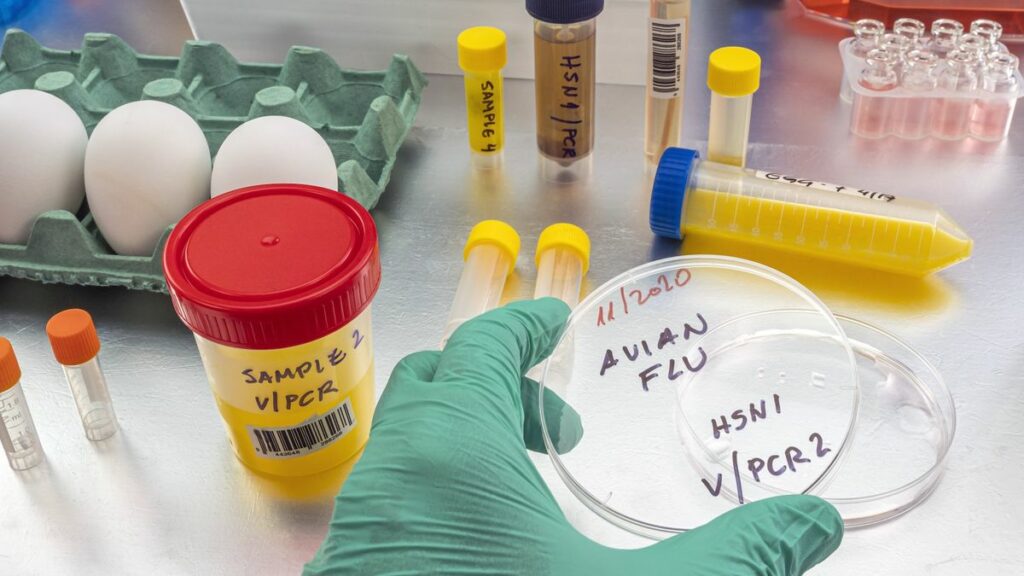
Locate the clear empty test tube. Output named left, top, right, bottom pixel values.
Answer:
left=46, top=309, right=118, bottom=441
left=442, top=220, right=521, bottom=347
left=932, top=49, right=979, bottom=140
left=527, top=223, right=591, bottom=382
left=706, top=46, right=760, bottom=167
left=896, top=50, right=939, bottom=139
left=650, top=147, right=974, bottom=276
left=0, top=338, right=44, bottom=470
left=458, top=27, right=507, bottom=170
left=928, top=19, right=964, bottom=59
left=645, top=0, right=691, bottom=165
left=971, top=52, right=1020, bottom=142
left=851, top=48, right=899, bottom=139
left=527, top=0, right=604, bottom=182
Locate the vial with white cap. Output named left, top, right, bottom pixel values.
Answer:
left=442, top=220, right=521, bottom=346
left=46, top=309, right=118, bottom=441
left=706, top=46, right=761, bottom=167
left=0, top=338, right=44, bottom=470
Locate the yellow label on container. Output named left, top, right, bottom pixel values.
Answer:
left=464, top=71, right=503, bottom=155
left=196, top=309, right=374, bottom=476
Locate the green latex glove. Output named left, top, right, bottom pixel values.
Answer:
left=306, top=298, right=843, bottom=575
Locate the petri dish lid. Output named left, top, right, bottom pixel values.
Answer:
left=540, top=256, right=860, bottom=538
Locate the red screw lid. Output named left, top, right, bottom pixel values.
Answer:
left=163, top=184, right=381, bottom=350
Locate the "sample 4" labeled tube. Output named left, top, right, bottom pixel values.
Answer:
left=0, top=338, right=44, bottom=471
left=650, top=147, right=973, bottom=275
left=458, top=26, right=507, bottom=170
left=442, top=220, right=521, bottom=346
left=46, top=309, right=118, bottom=441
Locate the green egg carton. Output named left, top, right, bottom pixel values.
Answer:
left=0, top=29, right=426, bottom=292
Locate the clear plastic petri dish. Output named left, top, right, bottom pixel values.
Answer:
left=539, top=256, right=860, bottom=538
left=816, top=315, right=956, bottom=527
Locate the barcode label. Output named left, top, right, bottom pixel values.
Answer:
left=248, top=399, right=357, bottom=459
left=650, top=18, right=685, bottom=99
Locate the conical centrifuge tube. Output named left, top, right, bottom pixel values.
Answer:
left=0, top=338, right=44, bottom=471
left=650, top=147, right=973, bottom=276
left=932, top=49, right=979, bottom=140
left=442, top=220, right=521, bottom=346
left=851, top=48, right=899, bottom=139
left=971, top=52, right=1020, bottom=142
left=46, top=309, right=118, bottom=441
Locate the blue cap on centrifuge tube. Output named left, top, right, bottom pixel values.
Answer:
left=526, top=0, right=605, bottom=24
left=650, top=146, right=700, bottom=240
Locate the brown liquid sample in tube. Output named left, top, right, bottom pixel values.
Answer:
left=533, top=21, right=596, bottom=171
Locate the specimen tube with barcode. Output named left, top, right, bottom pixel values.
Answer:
left=646, top=0, right=690, bottom=165
left=706, top=46, right=761, bottom=167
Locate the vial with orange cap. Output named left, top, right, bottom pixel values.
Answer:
left=458, top=26, right=507, bottom=170
left=46, top=309, right=119, bottom=441
left=442, top=220, right=521, bottom=346
left=0, top=338, right=44, bottom=470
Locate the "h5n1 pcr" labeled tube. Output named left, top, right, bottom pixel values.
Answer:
left=0, top=338, right=44, bottom=471
left=458, top=26, right=507, bottom=170
left=650, top=147, right=973, bottom=276
left=443, top=220, right=521, bottom=346
left=46, top=309, right=118, bottom=441
left=706, top=46, right=761, bottom=167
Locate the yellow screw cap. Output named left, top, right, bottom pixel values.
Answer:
left=0, top=337, right=22, bottom=393
left=464, top=220, right=521, bottom=272
left=458, top=27, right=508, bottom=73
left=536, top=223, right=591, bottom=275
left=707, top=46, right=761, bottom=97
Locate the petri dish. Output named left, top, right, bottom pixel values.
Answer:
left=539, top=256, right=860, bottom=538
left=816, top=316, right=956, bottom=527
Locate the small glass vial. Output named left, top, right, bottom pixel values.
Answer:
left=928, top=19, right=964, bottom=59
left=896, top=50, right=939, bottom=139
left=0, top=338, right=44, bottom=471
left=970, top=52, right=1020, bottom=142
left=443, top=220, right=520, bottom=346
left=970, top=19, right=1003, bottom=49
left=645, top=0, right=691, bottom=165
left=932, top=49, right=979, bottom=140
left=851, top=19, right=885, bottom=58
left=46, top=309, right=118, bottom=441
left=527, top=0, right=604, bottom=182
left=851, top=48, right=899, bottom=139
left=955, top=33, right=989, bottom=68
left=458, top=27, right=507, bottom=170
left=893, top=18, right=926, bottom=49
left=878, top=33, right=912, bottom=71
left=706, top=46, right=761, bottom=167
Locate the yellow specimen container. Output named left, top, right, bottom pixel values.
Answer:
left=164, top=184, right=381, bottom=477
left=458, top=26, right=508, bottom=169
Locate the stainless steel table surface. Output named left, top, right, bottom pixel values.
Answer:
left=2, top=2, right=1022, bottom=574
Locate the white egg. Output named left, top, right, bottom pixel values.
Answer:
left=0, top=89, right=88, bottom=244
left=210, top=115, right=338, bottom=197
left=84, top=100, right=211, bottom=256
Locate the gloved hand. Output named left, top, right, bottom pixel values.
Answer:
left=305, top=298, right=843, bottom=575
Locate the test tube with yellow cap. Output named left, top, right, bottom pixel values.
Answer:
left=443, top=220, right=521, bottom=346
left=458, top=27, right=507, bottom=170
left=46, top=309, right=118, bottom=441
left=533, top=223, right=591, bottom=307
left=0, top=338, right=44, bottom=470
left=707, top=46, right=761, bottom=167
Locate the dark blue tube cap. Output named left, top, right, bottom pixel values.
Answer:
left=650, top=147, right=700, bottom=239
left=526, top=0, right=605, bottom=24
